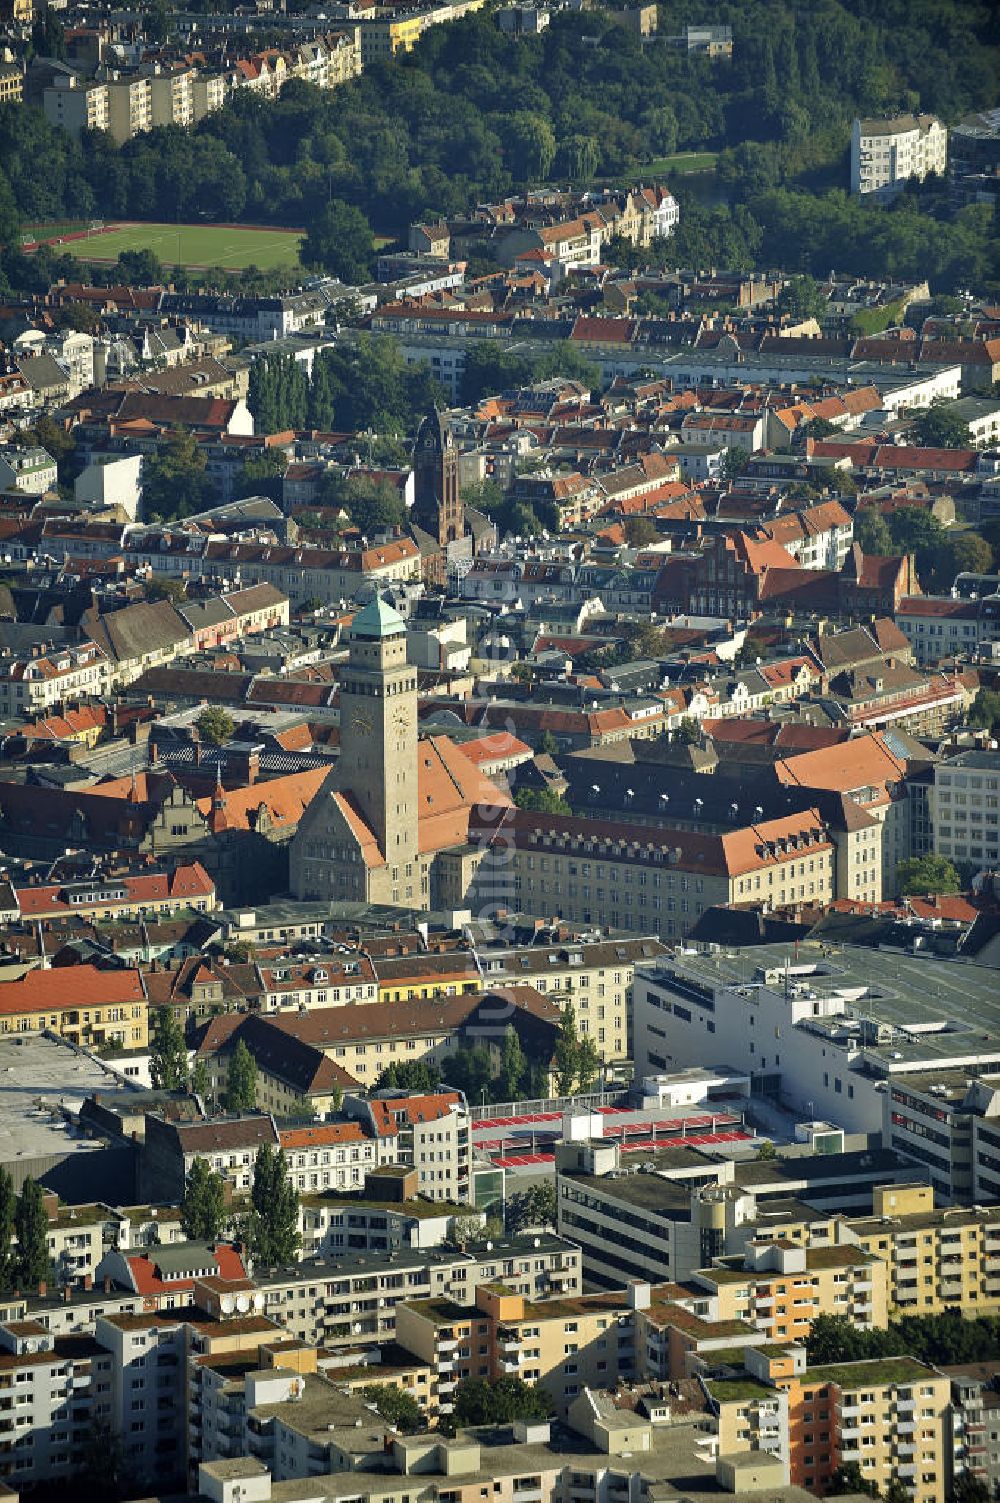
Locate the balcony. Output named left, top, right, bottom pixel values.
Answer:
left=502, top=1359, right=521, bottom=1374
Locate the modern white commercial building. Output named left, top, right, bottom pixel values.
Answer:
left=632, top=943, right=1000, bottom=1136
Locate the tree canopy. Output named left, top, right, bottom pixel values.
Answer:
left=225, top=1039, right=259, bottom=1113
left=911, top=404, right=973, bottom=450
left=242, top=1144, right=300, bottom=1267
left=182, top=1156, right=227, bottom=1242
left=150, top=1007, right=189, bottom=1092
left=196, top=707, right=235, bottom=747
left=896, top=854, right=962, bottom=896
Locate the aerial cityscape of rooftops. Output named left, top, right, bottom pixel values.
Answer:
left=0, top=1, right=999, bottom=1501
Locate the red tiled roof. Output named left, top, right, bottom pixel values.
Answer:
left=0, top=965, right=144, bottom=1017
left=126, top=1243, right=246, bottom=1296
left=278, top=1122, right=367, bottom=1149
left=367, top=1092, right=463, bottom=1137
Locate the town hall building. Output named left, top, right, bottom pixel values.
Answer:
left=289, top=591, right=511, bottom=909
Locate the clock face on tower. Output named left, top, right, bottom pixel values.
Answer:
left=352, top=712, right=373, bottom=736
left=394, top=708, right=410, bottom=732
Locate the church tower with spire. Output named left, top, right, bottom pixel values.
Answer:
left=413, top=407, right=463, bottom=548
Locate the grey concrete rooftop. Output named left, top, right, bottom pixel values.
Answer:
left=0, top=1034, right=124, bottom=1169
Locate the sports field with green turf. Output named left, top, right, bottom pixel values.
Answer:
left=30, top=220, right=306, bottom=271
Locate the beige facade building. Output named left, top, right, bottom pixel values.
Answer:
left=484, top=804, right=843, bottom=945
left=761, top=1184, right=1000, bottom=1320
left=691, top=1239, right=888, bottom=1343
left=710, top=1345, right=950, bottom=1503
left=291, top=594, right=510, bottom=910
left=106, top=75, right=152, bottom=144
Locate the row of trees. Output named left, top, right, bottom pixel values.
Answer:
left=181, top=1142, right=300, bottom=1266
left=0, top=1171, right=52, bottom=1293
left=150, top=1008, right=258, bottom=1112
left=808, top=1311, right=1000, bottom=1369
left=611, top=183, right=998, bottom=296
left=371, top=1008, right=601, bottom=1105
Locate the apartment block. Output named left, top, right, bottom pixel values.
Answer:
left=478, top=935, right=667, bottom=1068
left=897, top=594, right=1000, bottom=666
left=398, top=1282, right=646, bottom=1420
left=106, top=76, right=152, bottom=145
left=343, top=1093, right=473, bottom=1203
left=142, top=1114, right=280, bottom=1204
left=0, top=964, right=147, bottom=1049
left=945, top=1363, right=1000, bottom=1499
left=710, top=1346, right=950, bottom=1503
left=762, top=1185, right=1000, bottom=1320
left=222, top=1236, right=582, bottom=1350
left=42, top=75, right=109, bottom=135
left=691, top=1239, right=888, bottom=1343
left=852, top=114, right=948, bottom=198
left=145, top=66, right=194, bottom=127
left=297, top=1169, right=475, bottom=1259
left=0, top=1319, right=108, bottom=1491
left=278, top=1124, right=380, bottom=1199
left=96, top=1312, right=188, bottom=1492
left=931, top=749, right=1000, bottom=871
left=0, top=640, right=110, bottom=715
left=395, top=1296, right=492, bottom=1420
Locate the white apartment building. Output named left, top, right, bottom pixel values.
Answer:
left=343, top=1093, right=474, bottom=1204
left=43, top=74, right=109, bottom=135
left=147, top=67, right=196, bottom=129
left=0, top=446, right=57, bottom=496
left=851, top=114, right=948, bottom=198
left=0, top=1319, right=110, bottom=1490
left=0, top=640, right=110, bottom=714
left=95, top=1313, right=188, bottom=1492
left=896, top=594, right=1000, bottom=666
left=931, top=749, right=1000, bottom=871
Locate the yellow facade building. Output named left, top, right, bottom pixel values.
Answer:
left=0, top=965, right=147, bottom=1048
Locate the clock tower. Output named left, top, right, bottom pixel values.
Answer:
left=337, top=590, right=419, bottom=872
left=413, top=407, right=463, bottom=548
